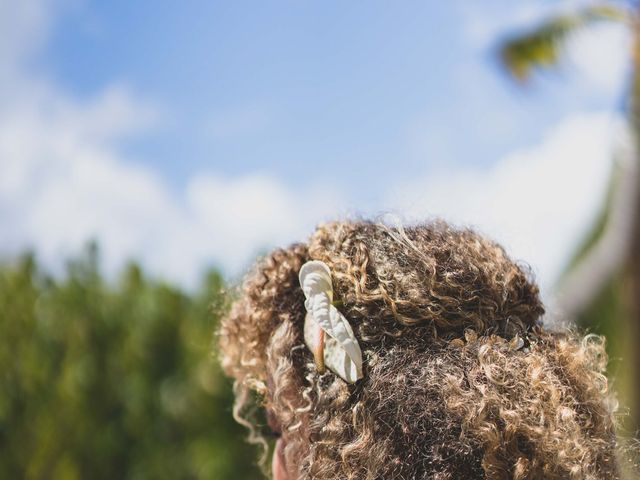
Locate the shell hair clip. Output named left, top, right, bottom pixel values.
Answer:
left=298, top=260, right=363, bottom=384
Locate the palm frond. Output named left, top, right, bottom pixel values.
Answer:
left=498, top=4, right=628, bottom=82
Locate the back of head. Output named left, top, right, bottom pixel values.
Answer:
left=218, top=219, right=621, bottom=479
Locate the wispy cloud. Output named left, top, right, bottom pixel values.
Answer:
left=0, top=0, right=52, bottom=74
left=386, top=112, right=625, bottom=295
left=565, top=22, right=631, bottom=96
left=204, top=103, right=274, bottom=139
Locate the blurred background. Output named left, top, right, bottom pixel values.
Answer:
left=1, top=0, right=638, bottom=478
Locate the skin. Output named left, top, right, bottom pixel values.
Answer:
left=266, top=395, right=289, bottom=480
left=272, top=438, right=288, bottom=480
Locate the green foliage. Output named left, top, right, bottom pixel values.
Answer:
left=575, top=269, right=634, bottom=427
left=559, top=164, right=636, bottom=429
left=0, top=246, right=262, bottom=480
left=498, top=3, right=627, bottom=81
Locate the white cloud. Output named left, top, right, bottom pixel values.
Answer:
left=0, top=0, right=627, bottom=299
left=0, top=94, right=344, bottom=286
left=0, top=84, right=342, bottom=286
left=184, top=175, right=346, bottom=277
left=385, top=112, right=624, bottom=297
left=564, top=22, right=631, bottom=95
left=4, top=101, right=622, bottom=293
left=0, top=0, right=342, bottom=287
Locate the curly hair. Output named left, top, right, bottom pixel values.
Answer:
left=218, top=218, right=624, bottom=479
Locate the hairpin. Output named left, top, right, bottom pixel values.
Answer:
left=298, top=260, right=363, bottom=383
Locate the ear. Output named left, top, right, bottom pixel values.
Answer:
left=272, top=438, right=288, bottom=480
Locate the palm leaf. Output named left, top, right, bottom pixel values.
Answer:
left=499, top=4, right=628, bottom=82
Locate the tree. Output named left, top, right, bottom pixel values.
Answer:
left=498, top=1, right=640, bottom=431
left=0, top=246, right=262, bottom=479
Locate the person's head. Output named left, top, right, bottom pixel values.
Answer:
left=218, top=219, right=622, bottom=479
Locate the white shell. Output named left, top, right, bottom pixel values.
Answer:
left=299, top=260, right=363, bottom=383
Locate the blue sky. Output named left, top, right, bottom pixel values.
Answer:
left=0, top=0, right=631, bottom=298
left=41, top=1, right=623, bottom=187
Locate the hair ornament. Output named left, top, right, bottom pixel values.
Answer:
left=298, top=260, right=363, bottom=383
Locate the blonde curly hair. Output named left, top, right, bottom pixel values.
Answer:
left=218, top=219, right=623, bottom=479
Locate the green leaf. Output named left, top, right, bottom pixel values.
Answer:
left=498, top=4, right=628, bottom=81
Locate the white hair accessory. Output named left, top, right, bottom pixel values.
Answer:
left=299, top=260, right=363, bottom=383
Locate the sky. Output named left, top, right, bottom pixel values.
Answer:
left=0, top=0, right=632, bottom=298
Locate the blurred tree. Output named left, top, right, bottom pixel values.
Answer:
left=0, top=245, right=262, bottom=479
left=497, top=1, right=640, bottom=431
